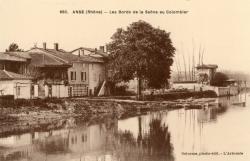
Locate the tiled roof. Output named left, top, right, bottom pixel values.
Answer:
left=0, top=53, right=27, bottom=62
left=196, top=64, right=218, bottom=69
left=28, top=52, right=71, bottom=67
left=4, top=52, right=31, bottom=59
left=0, top=70, right=33, bottom=80
left=48, top=49, right=104, bottom=63
left=36, top=47, right=104, bottom=63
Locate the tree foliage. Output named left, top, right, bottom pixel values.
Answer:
left=5, top=43, right=23, bottom=52
left=211, top=72, right=229, bottom=87
left=108, top=20, right=175, bottom=89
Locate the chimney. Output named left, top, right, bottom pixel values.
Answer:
left=95, top=48, right=97, bottom=54
left=54, top=43, right=59, bottom=51
left=43, top=42, right=46, bottom=50
left=99, top=46, right=104, bottom=52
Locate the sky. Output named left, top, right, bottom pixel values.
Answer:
left=0, top=0, right=250, bottom=73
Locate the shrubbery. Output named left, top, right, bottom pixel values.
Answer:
left=211, top=72, right=229, bottom=87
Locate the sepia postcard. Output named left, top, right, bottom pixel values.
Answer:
left=0, top=0, right=249, bottom=161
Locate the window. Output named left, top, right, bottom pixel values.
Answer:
left=70, top=71, right=76, bottom=80
left=81, top=72, right=86, bottom=81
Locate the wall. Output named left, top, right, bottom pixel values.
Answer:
left=67, top=62, right=89, bottom=96
left=172, top=83, right=240, bottom=97
left=0, top=80, right=32, bottom=99
left=88, top=63, right=105, bottom=95
left=68, top=62, right=89, bottom=85
left=172, top=82, right=202, bottom=91
left=14, top=80, right=32, bottom=99
left=52, top=85, right=69, bottom=98
left=203, top=85, right=239, bottom=96
left=34, top=85, right=38, bottom=97
left=44, top=85, right=69, bottom=98
left=0, top=80, right=15, bottom=96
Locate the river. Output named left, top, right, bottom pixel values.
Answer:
left=0, top=94, right=249, bottom=161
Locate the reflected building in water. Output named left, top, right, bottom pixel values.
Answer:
left=0, top=115, right=174, bottom=161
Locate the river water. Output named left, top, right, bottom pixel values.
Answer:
left=0, top=94, right=249, bottom=161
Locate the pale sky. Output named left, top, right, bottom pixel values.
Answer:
left=0, top=0, right=250, bottom=73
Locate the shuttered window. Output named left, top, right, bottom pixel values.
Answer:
left=70, top=71, right=76, bottom=80
left=81, top=72, right=87, bottom=81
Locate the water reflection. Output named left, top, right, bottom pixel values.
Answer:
left=0, top=116, right=174, bottom=161
left=35, top=133, right=70, bottom=154
left=116, top=116, right=174, bottom=161
left=0, top=94, right=249, bottom=161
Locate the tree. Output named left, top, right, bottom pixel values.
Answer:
left=211, top=72, right=229, bottom=87
left=108, top=20, right=175, bottom=97
left=5, top=43, right=24, bottom=52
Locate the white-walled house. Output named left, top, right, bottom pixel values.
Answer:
left=71, top=46, right=111, bottom=96
left=0, top=43, right=108, bottom=99
left=0, top=52, right=33, bottom=99
left=0, top=70, right=33, bottom=99
left=28, top=43, right=107, bottom=97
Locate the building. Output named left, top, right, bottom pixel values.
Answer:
left=0, top=43, right=108, bottom=99
left=0, top=52, right=33, bottom=99
left=25, top=45, right=71, bottom=98
left=28, top=43, right=107, bottom=97
left=0, top=70, right=33, bottom=99
left=71, top=46, right=108, bottom=59
left=196, top=64, right=218, bottom=85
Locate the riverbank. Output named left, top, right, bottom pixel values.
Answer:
left=0, top=96, right=217, bottom=137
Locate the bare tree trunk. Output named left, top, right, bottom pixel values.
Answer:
left=137, top=77, right=142, bottom=100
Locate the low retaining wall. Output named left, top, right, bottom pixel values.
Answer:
left=144, top=90, right=217, bottom=101
left=172, top=82, right=201, bottom=91
left=203, top=85, right=239, bottom=96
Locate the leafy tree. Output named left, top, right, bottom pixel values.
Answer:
left=211, top=72, right=229, bottom=87
left=5, top=43, right=24, bottom=52
left=108, top=20, right=175, bottom=97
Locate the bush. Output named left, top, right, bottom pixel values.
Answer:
left=211, top=72, right=229, bottom=87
